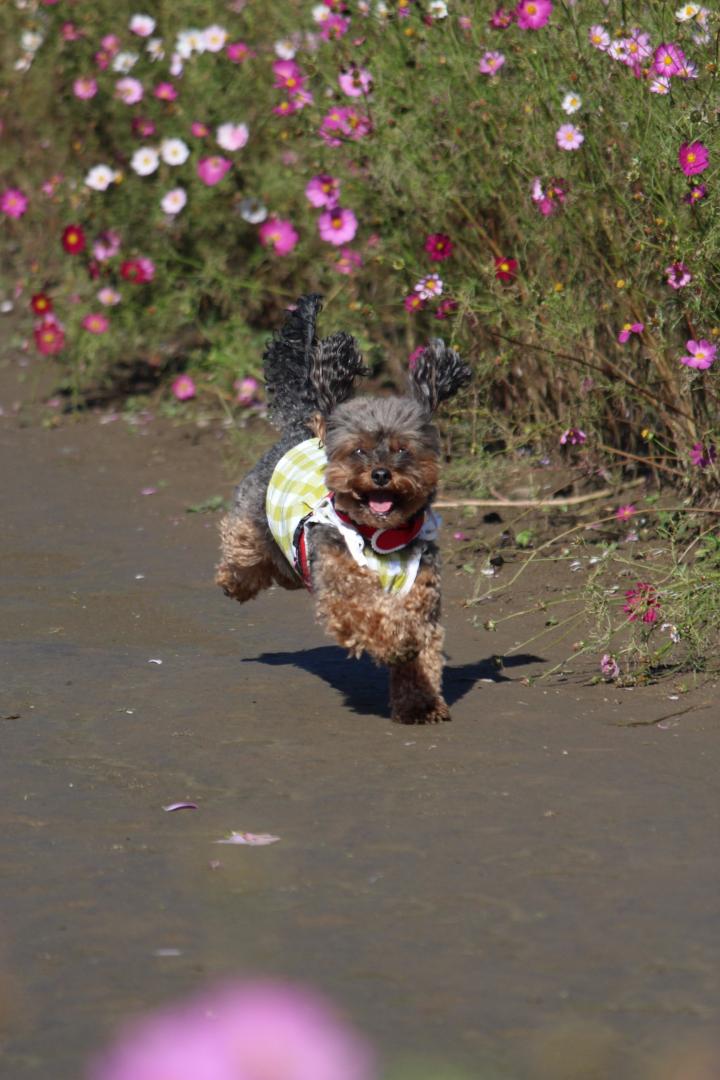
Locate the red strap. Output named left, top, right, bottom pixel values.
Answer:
left=334, top=503, right=425, bottom=553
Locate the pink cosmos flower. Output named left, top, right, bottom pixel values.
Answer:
left=172, top=375, right=196, bottom=401
left=600, top=654, right=620, bottom=680
left=273, top=60, right=305, bottom=92
left=684, top=183, right=707, bottom=205
left=559, top=427, right=586, bottom=445
left=1, top=188, right=29, bottom=219
left=615, top=504, right=636, bottom=522
left=665, top=262, right=692, bottom=289
left=131, top=116, right=156, bottom=137
left=154, top=82, right=178, bottom=101
left=334, top=248, right=363, bottom=275
left=93, top=230, right=121, bottom=261
left=678, top=141, right=709, bottom=176
left=97, top=287, right=121, bottom=306
left=588, top=24, right=610, bottom=49
left=435, top=297, right=458, bottom=320
left=319, top=107, right=371, bottom=146
left=73, top=76, right=98, bottom=100
left=653, top=42, right=687, bottom=76
left=617, top=321, right=644, bottom=343
left=101, top=34, right=120, bottom=54
left=273, top=100, right=299, bottom=117
left=234, top=376, right=259, bottom=405
left=690, top=442, right=717, bottom=468
left=338, top=67, right=373, bottom=97
left=95, top=50, right=111, bottom=71
left=115, top=77, right=144, bottom=104
left=680, top=339, right=717, bottom=369
left=318, top=207, right=358, bottom=246
left=478, top=50, right=505, bottom=75
left=623, top=582, right=660, bottom=624
left=649, top=75, right=671, bottom=95
left=82, top=312, right=110, bottom=334
left=305, top=174, right=341, bottom=208
left=414, top=273, right=443, bottom=300
left=404, top=294, right=426, bottom=313
left=556, top=123, right=584, bottom=150
left=87, top=980, right=375, bottom=1080
left=321, top=14, right=351, bottom=39
left=197, top=156, right=232, bottom=186
left=226, top=41, right=254, bottom=63
left=129, top=14, right=155, bottom=37
left=424, top=233, right=453, bottom=261
left=258, top=217, right=299, bottom=255
left=531, top=176, right=568, bottom=216
left=61, top=22, right=83, bottom=41
left=515, top=0, right=553, bottom=31
left=191, top=121, right=209, bottom=137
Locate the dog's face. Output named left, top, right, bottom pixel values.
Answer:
left=323, top=397, right=440, bottom=529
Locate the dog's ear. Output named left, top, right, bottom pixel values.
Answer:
left=311, top=331, right=368, bottom=417
left=408, top=339, right=472, bottom=414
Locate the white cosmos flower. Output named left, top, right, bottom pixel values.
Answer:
left=238, top=197, right=267, bottom=224
left=675, top=3, right=700, bottom=19
left=176, top=29, right=206, bottom=58
left=561, top=92, right=582, bottom=114
left=129, top=13, right=156, bottom=36
left=21, top=30, right=43, bottom=52
left=274, top=38, right=297, bottom=59
left=160, top=138, right=190, bottom=165
left=112, top=51, right=139, bottom=73
left=14, top=54, right=33, bottom=72
left=428, top=0, right=448, bottom=17
left=203, top=24, right=227, bottom=52
left=85, top=164, right=115, bottom=191
left=216, top=122, right=249, bottom=152
left=131, top=146, right=160, bottom=176
left=312, top=3, right=332, bottom=21
left=161, top=188, right=187, bottom=215
left=146, top=38, right=165, bottom=61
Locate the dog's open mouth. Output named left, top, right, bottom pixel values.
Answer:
left=366, top=494, right=395, bottom=516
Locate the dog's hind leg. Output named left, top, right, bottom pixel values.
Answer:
left=216, top=513, right=297, bottom=602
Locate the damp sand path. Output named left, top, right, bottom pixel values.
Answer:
left=1, top=387, right=719, bottom=1077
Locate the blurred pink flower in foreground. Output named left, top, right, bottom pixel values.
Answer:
left=86, top=980, right=376, bottom=1080
left=258, top=217, right=299, bottom=255
left=172, top=375, right=196, bottom=401
left=197, top=156, right=232, bottom=186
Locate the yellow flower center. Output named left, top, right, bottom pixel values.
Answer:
left=526, top=3, right=537, bottom=12
left=687, top=152, right=696, bottom=162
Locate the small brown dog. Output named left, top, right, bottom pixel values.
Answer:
left=216, top=295, right=471, bottom=723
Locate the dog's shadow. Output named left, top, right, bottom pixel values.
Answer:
left=243, top=646, right=544, bottom=717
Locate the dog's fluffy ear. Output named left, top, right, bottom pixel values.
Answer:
left=312, top=331, right=368, bottom=417
left=408, top=339, right=472, bottom=414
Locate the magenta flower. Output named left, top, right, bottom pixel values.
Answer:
left=515, top=0, right=553, bottom=31
left=490, top=7, right=515, bottom=28
left=191, top=121, right=209, bottom=138
left=226, top=41, right=254, bottom=63
left=684, top=184, right=707, bottom=205
left=73, top=76, right=98, bottom=100
left=234, top=376, right=259, bottom=405
left=556, top=123, right=584, bottom=150
left=258, top=217, right=299, bottom=255
left=132, top=116, right=156, bottom=137
left=408, top=345, right=426, bottom=368
left=559, top=427, right=587, bottom=446
left=319, top=107, right=371, bottom=147
left=653, top=43, right=687, bottom=76
left=305, top=174, right=340, bottom=208
left=115, top=77, right=144, bottom=104
left=665, top=262, right=692, bottom=289
left=172, top=375, right=196, bottom=401
left=434, top=297, right=458, bottom=320
left=1, top=188, right=29, bottom=219
left=531, top=176, right=568, bottom=216
left=93, top=230, right=121, bottom=261
left=588, top=24, right=610, bottom=49
left=338, top=67, right=373, bottom=97
left=318, top=207, right=358, bottom=246
left=478, top=50, right=505, bottom=75
left=678, top=141, right=709, bottom=176
left=273, top=60, right=305, bottom=91
left=615, top=504, right=636, bottom=522
left=424, top=233, right=453, bottom=261
left=680, top=339, right=717, bottom=370
left=82, top=312, right=110, bottom=334
left=404, top=294, right=426, bottom=313
left=321, top=14, right=351, bottom=39
left=623, top=582, right=660, bottom=624
left=154, top=82, right=178, bottom=101
left=197, top=156, right=232, bottom=186
left=690, top=442, right=717, bottom=468
left=617, top=322, right=644, bottom=343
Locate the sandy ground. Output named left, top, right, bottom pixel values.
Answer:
left=1, top=355, right=719, bottom=1079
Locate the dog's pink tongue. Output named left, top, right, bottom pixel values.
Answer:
left=369, top=498, right=393, bottom=514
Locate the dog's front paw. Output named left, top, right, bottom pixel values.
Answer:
left=392, top=697, right=451, bottom=725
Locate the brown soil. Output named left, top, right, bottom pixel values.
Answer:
left=1, top=353, right=718, bottom=1079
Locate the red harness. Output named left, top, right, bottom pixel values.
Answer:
left=295, top=497, right=426, bottom=590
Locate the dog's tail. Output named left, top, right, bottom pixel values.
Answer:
left=263, top=294, right=368, bottom=433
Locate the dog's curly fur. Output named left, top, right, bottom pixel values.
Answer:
left=216, top=295, right=471, bottom=724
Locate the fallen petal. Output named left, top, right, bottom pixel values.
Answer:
left=163, top=802, right=198, bottom=812
left=214, top=831, right=280, bottom=845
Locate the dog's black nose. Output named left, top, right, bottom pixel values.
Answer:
left=371, top=468, right=391, bottom=487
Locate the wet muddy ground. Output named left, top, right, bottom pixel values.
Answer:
left=1, top=359, right=719, bottom=1079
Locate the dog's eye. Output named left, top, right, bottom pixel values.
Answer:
left=354, top=447, right=368, bottom=459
